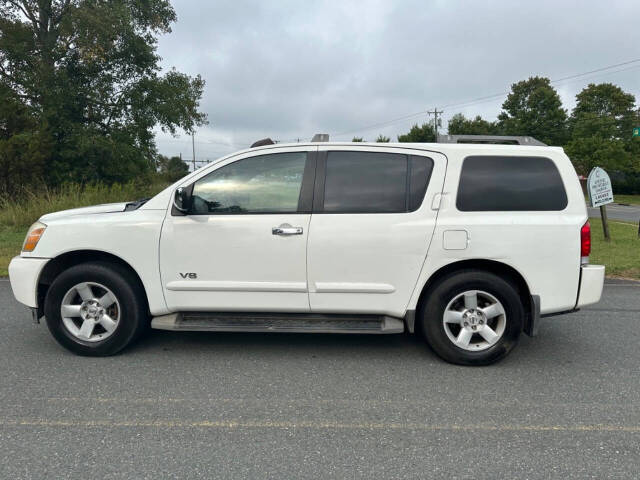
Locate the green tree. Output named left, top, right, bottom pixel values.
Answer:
left=447, top=113, right=500, bottom=135
left=397, top=122, right=436, bottom=142
left=351, top=137, right=364, bottom=142
left=497, top=77, right=568, bottom=146
left=569, top=83, right=638, bottom=143
left=375, top=134, right=390, bottom=143
left=0, top=0, right=207, bottom=192
left=157, top=154, right=189, bottom=182
left=0, top=82, right=51, bottom=193
left=565, top=83, right=640, bottom=181
left=565, top=136, right=632, bottom=176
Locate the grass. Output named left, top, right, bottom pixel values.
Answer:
left=583, top=194, right=640, bottom=205
left=590, top=217, right=640, bottom=280
left=613, top=194, right=640, bottom=205
left=0, top=181, right=168, bottom=229
left=0, top=182, right=168, bottom=276
left=0, top=226, right=24, bottom=276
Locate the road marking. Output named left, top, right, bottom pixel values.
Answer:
left=584, top=307, right=640, bottom=313
left=28, top=396, right=640, bottom=410
left=589, top=205, right=640, bottom=211
left=1, top=418, right=640, bottom=433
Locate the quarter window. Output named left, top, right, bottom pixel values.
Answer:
left=409, top=155, right=433, bottom=211
left=456, top=156, right=568, bottom=212
left=191, top=152, right=307, bottom=214
left=322, top=151, right=433, bottom=213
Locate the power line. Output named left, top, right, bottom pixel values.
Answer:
left=552, top=58, right=640, bottom=83
left=331, top=57, right=640, bottom=138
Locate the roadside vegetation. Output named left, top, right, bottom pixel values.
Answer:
left=590, top=218, right=640, bottom=280
left=0, top=182, right=168, bottom=276
left=584, top=194, right=640, bottom=205
left=614, top=194, right=640, bottom=205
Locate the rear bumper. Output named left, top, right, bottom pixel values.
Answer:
left=8, top=256, right=49, bottom=308
left=576, top=264, right=605, bottom=308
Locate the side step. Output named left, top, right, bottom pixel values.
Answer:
left=151, top=312, right=405, bottom=334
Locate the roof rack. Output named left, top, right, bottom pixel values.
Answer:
left=437, top=134, right=546, bottom=146
left=311, top=133, right=329, bottom=142
left=250, top=138, right=275, bottom=148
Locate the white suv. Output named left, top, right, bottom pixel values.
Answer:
left=8, top=142, right=605, bottom=365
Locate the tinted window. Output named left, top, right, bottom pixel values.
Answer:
left=456, top=156, right=568, bottom=211
left=191, top=152, right=306, bottom=214
left=323, top=152, right=407, bottom=213
left=409, top=155, right=433, bottom=211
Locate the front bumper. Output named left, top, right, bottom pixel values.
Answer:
left=8, top=256, right=49, bottom=308
left=576, top=264, right=605, bottom=308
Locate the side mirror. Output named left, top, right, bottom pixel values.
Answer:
left=173, top=187, right=191, bottom=213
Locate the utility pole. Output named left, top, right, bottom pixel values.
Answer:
left=428, top=108, right=443, bottom=142
left=191, top=132, right=196, bottom=172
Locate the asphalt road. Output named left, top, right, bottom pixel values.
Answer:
left=1, top=278, right=640, bottom=479
left=588, top=203, right=640, bottom=223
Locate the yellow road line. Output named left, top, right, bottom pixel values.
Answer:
left=36, top=396, right=640, bottom=409
left=1, top=418, right=640, bottom=432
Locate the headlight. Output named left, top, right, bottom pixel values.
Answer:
left=22, top=221, right=47, bottom=252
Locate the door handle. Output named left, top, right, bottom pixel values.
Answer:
left=272, top=225, right=303, bottom=235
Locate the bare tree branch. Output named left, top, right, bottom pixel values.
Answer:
left=6, top=0, right=40, bottom=32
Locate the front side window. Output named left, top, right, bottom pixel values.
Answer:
left=322, top=151, right=433, bottom=213
left=191, top=152, right=307, bottom=214
left=456, top=155, right=568, bottom=211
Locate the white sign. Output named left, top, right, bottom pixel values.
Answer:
left=587, top=167, right=614, bottom=208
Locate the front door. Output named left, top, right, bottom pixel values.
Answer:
left=160, top=147, right=316, bottom=312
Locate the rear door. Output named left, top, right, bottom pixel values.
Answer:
left=307, top=145, right=447, bottom=318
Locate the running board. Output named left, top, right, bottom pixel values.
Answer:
left=151, top=312, right=405, bottom=334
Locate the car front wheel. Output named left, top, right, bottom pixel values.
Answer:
left=44, top=261, right=148, bottom=356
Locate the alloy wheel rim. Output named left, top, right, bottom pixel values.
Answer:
left=442, top=290, right=506, bottom=352
left=60, top=282, right=121, bottom=343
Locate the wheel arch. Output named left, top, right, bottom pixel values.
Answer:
left=412, top=259, right=533, bottom=334
left=37, top=250, right=149, bottom=317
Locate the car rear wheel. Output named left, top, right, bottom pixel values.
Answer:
left=44, top=262, right=148, bottom=356
left=420, top=270, right=524, bottom=366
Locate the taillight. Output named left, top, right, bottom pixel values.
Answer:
left=580, top=221, right=591, bottom=262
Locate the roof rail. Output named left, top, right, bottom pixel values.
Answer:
left=437, top=134, right=546, bottom=146
left=311, top=133, right=329, bottom=142
left=250, top=138, right=275, bottom=148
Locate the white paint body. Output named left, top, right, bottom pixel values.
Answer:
left=9, top=142, right=604, bottom=321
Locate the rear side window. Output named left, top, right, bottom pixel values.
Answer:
left=456, top=156, right=568, bottom=212
left=322, top=151, right=433, bottom=213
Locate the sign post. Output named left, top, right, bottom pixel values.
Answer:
left=587, top=167, right=614, bottom=241
left=633, top=127, right=640, bottom=137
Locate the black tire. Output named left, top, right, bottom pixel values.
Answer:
left=419, top=269, right=524, bottom=366
left=44, top=261, right=148, bottom=356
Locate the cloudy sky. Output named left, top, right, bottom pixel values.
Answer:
left=155, top=0, right=640, bottom=161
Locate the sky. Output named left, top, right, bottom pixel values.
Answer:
left=154, top=0, right=640, bottom=162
